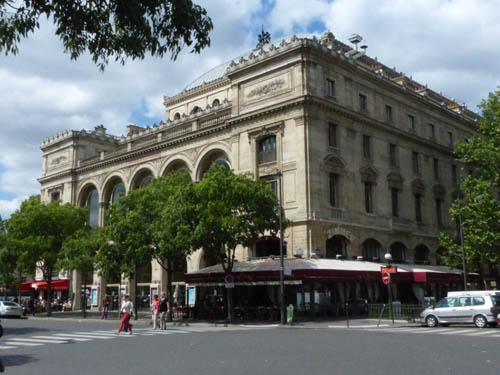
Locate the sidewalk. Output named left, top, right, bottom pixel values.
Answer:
left=24, top=311, right=423, bottom=329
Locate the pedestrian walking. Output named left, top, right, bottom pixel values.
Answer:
left=159, top=292, right=170, bottom=330
left=101, top=295, right=109, bottom=320
left=151, top=294, right=160, bottom=329
left=117, top=295, right=134, bottom=335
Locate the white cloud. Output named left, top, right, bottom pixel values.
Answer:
left=0, top=0, right=499, bottom=218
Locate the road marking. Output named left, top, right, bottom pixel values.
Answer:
left=3, top=341, right=43, bottom=346
left=439, top=329, right=476, bottom=335
left=0, top=346, right=16, bottom=350
left=76, top=332, right=120, bottom=337
left=54, top=333, right=113, bottom=339
left=8, top=338, right=68, bottom=344
left=461, top=330, right=498, bottom=336
left=406, top=328, right=438, bottom=333
left=239, top=324, right=279, bottom=328
left=32, top=335, right=87, bottom=342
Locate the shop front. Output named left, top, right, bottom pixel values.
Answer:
left=185, top=258, right=479, bottom=321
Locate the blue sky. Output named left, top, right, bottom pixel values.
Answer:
left=1, top=0, right=499, bottom=218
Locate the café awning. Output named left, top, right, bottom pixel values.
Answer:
left=20, top=279, right=70, bottom=292
left=185, top=258, right=476, bottom=286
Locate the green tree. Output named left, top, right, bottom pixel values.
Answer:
left=440, top=86, right=500, bottom=286
left=58, top=228, right=102, bottom=318
left=0, top=0, right=213, bottom=70
left=98, top=171, right=197, bottom=320
left=0, top=232, right=20, bottom=298
left=6, top=195, right=88, bottom=316
left=194, top=165, right=283, bottom=322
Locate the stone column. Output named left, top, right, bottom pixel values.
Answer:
left=71, top=270, right=81, bottom=310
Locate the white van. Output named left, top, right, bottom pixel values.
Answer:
left=420, top=291, right=500, bottom=328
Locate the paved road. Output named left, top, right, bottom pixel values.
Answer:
left=1, top=318, right=499, bottom=375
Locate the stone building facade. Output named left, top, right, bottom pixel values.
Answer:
left=38, top=32, right=479, bottom=310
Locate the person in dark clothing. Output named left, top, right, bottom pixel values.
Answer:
left=159, top=292, right=170, bottom=330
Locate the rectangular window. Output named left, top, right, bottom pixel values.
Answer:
left=412, top=151, right=420, bottom=174
left=391, top=188, right=399, bottom=217
left=429, top=123, right=435, bottom=138
left=326, top=79, right=335, bottom=97
left=452, top=164, right=458, bottom=184
left=408, top=115, right=415, bottom=130
left=51, top=191, right=61, bottom=202
left=415, top=194, right=422, bottom=222
left=433, top=158, right=439, bottom=179
left=359, top=94, right=367, bottom=111
left=363, top=135, right=371, bottom=159
left=364, top=182, right=373, bottom=213
left=447, top=131, right=453, bottom=146
left=328, top=123, right=337, bottom=147
left=435, top=199, right=443, bottom=227
left=385, top=105, right=393, bottom=122
left=329, top=173, right=338, bottom=207
left=389, top=143, right=397, bottom=167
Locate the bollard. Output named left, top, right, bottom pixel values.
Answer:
left=286, top=304, right=294, bottom=325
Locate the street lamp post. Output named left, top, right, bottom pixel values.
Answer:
left=274, top=169, right=286, bottom=325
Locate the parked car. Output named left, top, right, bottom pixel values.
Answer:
left=420, top=291, right=500, bottom=328
left=0, top=301, right=23, bottom=318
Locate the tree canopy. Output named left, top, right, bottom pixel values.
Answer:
left=194, top=165, right=283, bottom=274
left=439, top=86, right=500, bottom=283
left=58, top=227, right=102, bottom=317
left=6, top=195, right=89, bottom=315
left=98, top=171, right=197, bottom=319
left=0, top=0, right=213, bottom=70
left=0, top=231, right=20, bottom=298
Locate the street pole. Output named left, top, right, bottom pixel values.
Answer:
left=456, top=172, right=467, bottom=291
left=276, top=169, right=286, bottom=325
left=384, top=253, right=394, bottom=325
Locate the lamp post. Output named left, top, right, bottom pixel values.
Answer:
left=274, top=169, right=286, bottom=325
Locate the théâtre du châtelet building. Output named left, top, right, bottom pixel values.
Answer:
left=37, top=31, right=488, bottom=315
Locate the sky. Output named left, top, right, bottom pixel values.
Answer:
left=1, top=0, right=499, bottom=219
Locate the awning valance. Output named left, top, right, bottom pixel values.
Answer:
left=185, top=258, right=479, bottom=285
left=20, top=279, right=70, bottom=292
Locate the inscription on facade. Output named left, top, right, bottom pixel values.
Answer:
left=247, top=78, right=285, bottom=98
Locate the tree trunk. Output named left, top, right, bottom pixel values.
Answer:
left=167, top=258, right=173, bottom=322
left=82, top=273, right=87, bottom=319
left=46, top=271, right=52, bottom=317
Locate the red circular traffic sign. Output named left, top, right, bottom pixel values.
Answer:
left=382, top=271, right=391, bottom=285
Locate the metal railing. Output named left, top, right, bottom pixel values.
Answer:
left=368, top=303, right=423, bottom=321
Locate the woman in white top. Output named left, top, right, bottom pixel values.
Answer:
left=117, top=295, right=134, bottom=334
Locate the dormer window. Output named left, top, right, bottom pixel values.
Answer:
left=257, top=135, right=277, bottom=164
left=191, top=106, right=201, bottom=115
left=212, top=98, right=220, bottom=107
left=173, top=112, right=181, bottom=120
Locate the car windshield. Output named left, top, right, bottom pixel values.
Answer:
left=3, top=302, right=17, bottom=306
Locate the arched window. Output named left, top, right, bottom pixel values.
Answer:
left=139, top=175, right=153, bottom=188
left=173, top=112, right=181, bottom=120
left=326, top=235, right=348, bottom=258
left=198, top=151, right=231, bottom=179
left=257, top=135, right=277, bottom=164
left=191, top=106, right=201, bottom=115
left=111, top=183, right=125, bottom=204
left=212, top=98, right=220, bottom=107
left=86, top=189, right=99, bottom=227
left=414, top=245, right=430, bottom=264
left=390, top=242, right=407, bottom=263
left=362, top=239, right=381, bottom=261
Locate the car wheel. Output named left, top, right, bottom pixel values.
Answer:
left=426, top=315, right=438, bottom=328
left=474, top=315, right=487, bottom=328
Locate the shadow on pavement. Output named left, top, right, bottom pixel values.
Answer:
left=3, top=326, right=52, bottom=336
left=2, top=354, right=39, bottom=368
